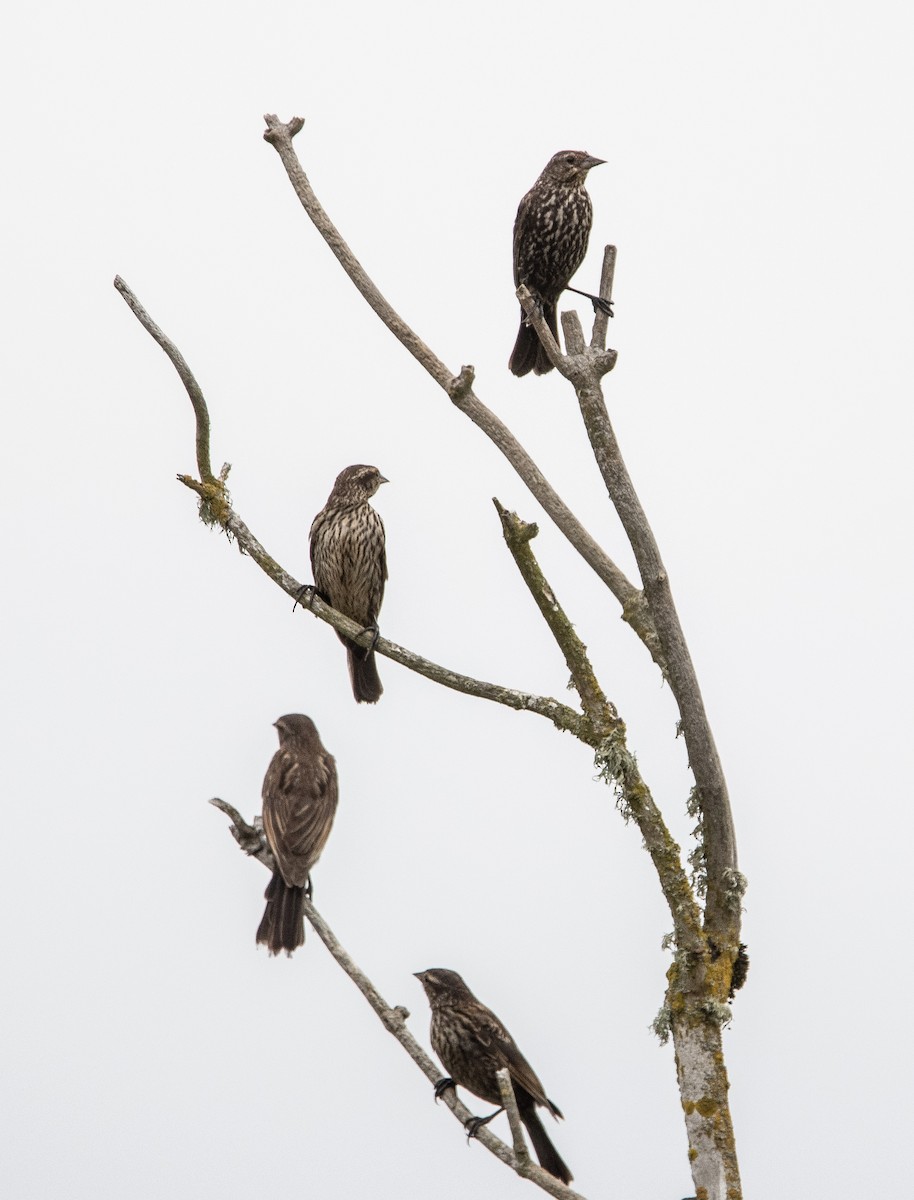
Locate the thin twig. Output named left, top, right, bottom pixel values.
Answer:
left=515, top=284, right=567, bottom=375
left=590, top=245, right=617, bottom=351
left=114, top=276, right=214, bottom=484
left=497, top=1069, right=531, bottom=1168
left=493, top=500, right=615, bottom=735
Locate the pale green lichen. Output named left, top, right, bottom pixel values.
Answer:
left=593, top=732, right=637, bottom=822
left=651, top=1004, right=673, bottom=1045
left=686, top=784, right=707, bottom=897
left=722, top=868, right=749, bottom=913
left=700, top=999, right=733, bottom=1028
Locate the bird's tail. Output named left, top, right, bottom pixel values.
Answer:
left=256, top=872, right=306, bottom=955
left=521, top=1107, right=573, bottom=1185
left=509, top=305, right=558, bottom=377
left=347, top=644, right=383, bottom=704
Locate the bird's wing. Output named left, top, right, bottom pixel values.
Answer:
left=379, top=514, right=389, bottom=585
left=371, top=509, right=388, bottom=607
left=478, top=1008, right=551, bottom=1109
left=512, top=191, right=538, bottom=287
left=262, top=748, right=339, bottom=887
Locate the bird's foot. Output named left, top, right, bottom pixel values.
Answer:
left=360, top=621, right=380, bottom=651
left=293, top=584, right=317, bottom=613
left=304, top=875, right=313, bottom=901
left=522, top=294, right=546, bottom=328
left=565, top=285, right=614, bottom=317
left=433, top=1077, right=456, bottom=1103
left=464, top=1108, right=504, bottom=1140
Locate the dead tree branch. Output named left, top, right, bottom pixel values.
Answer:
left=541, top=252, right=740, bottom=943
left=494, top=500, right=614, bottom=733
left=260, top=114, right=665, bottom=672
left=493, top=501, right=703, bottom=948
left=114, top=275, right=602, bottom=742
left=123, top=116, right=745, bottom=1198
left=114, top=276, right=215, bottom=485
left=210, top=798, right=587, bottom=1200
left=497, top=1069, right=532, bottom=1170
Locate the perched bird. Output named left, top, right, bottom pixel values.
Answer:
left=414, top=968, right=573, bottom=1184
left=256, top=714, right=338, bottom=956
left=510, top=149, right=605, bottom=377
left=309, top=464, right=389, bottom=704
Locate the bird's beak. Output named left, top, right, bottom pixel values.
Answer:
left=379, top=475, right=390, bottom=485
left=584, top=155, right=606, bottom=170
left=413, top=971, right=424, bottom=981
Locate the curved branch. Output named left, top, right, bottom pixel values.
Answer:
left=260, top=115, right=659, bottom=662
left=114, top=275, right=591, bottom=739
left=211, top=798, right=587, bottom=1200
left=114, top=276, right=214, bottom=484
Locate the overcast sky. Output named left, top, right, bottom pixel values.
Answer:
left=2, top=3, right=912, bottom=1197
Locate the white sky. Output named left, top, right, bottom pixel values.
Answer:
left=2, top=2, right=912, bottom=1197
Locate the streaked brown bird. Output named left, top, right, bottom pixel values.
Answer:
left=414, top=968, right=573, bottom=1184
left=256, top=714, right=338, bottom=956
left=309, top=464, right=389, bottom=704
left=510, top=149, right=605, bottom=377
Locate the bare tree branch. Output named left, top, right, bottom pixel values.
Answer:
left=496, top=1068, right=531, bottom=1169
left=590, top=244, right=617, bottom=351
left=127, top=118, right=744, bottom=1197
left=494, top=500, right=615, bottom=734
left=211, top=799, right=587, bottom=1200
left=492, top=502, right=703, bottom=948
left=114, top=275, right=215, bottom=485
left=570, top=369, right=738, bottom=941
left=114, top=276, right=598, bottom=743
left=259, top=115, right=665, bottom=671
left=512, top=241, right=739, bottom=944
left=212, top=494, right=703, bottom=953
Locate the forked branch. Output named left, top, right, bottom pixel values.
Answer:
left=260, top=114, right=665, bottom=670
left=540, top=250, right=740, bottom=942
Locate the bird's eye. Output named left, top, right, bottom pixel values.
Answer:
left=565, top=153, right=576, bottom=163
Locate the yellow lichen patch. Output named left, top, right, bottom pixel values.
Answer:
left=696, top=1097, right=718, bottom=1118
left=704, top=944, right=736, bottom=1000
left=688, top=1147, right=698, bottom=1161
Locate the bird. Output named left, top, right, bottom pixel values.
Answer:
left=510, top=149, right=605, bottom=377
left=256, top=714, right=339, bottom=955
left=414, top=968, right=573, bottom=1184
left=309, top=464, right=389, bottom=704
